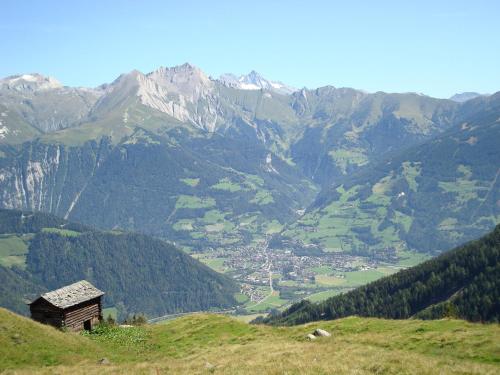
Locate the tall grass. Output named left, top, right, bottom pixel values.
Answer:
left=1, top=308, right=499, bottom=374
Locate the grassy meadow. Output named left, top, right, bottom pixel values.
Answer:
left=1, top=308, right=499, bottom=374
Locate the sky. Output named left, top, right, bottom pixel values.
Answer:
left=1, top=0, right=499, bottom=98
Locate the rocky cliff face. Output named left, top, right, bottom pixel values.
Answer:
left=0, top=139, right=111, bottom=218
left=91, top=64, right=222, bottom=132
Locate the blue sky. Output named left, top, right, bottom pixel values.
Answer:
left=1, top=0, right=499, bottom=98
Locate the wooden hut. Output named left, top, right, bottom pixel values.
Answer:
left=29, top=280, right=104, bottom=331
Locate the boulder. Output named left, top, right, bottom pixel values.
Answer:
left=313, top=328, right=331, bottom=337
left=11, top=333, right=24, bottom=344
left=98, top=358, right=111, bottom=365
left=205, top=361, right=216, bottom=371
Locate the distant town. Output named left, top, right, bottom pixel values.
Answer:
left=199, top=239, right=400, bottom=308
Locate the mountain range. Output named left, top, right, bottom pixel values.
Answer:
left=0, top=63, right=498, bottom=257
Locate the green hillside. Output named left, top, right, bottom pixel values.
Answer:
left=65, top=127, right=317, bottom=250
left=0, top=126, right=316, bottom=251
left=289, top=89, right=458, bottom=186
left=0, top=209, right=239, bottom=318
left=0, top=103, right=42, bottom=144
left=265, top=225, right=500, bottom=326
left=282, top=93, right=500, bottom=254
left=1, top=308, right=499, bottom=374
left=0, top=266, right=44, bottom=315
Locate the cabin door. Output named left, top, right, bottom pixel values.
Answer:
left=84, top=319, right=92, bottom=331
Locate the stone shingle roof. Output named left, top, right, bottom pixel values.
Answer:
left=32, top=280, right=104, bottom=309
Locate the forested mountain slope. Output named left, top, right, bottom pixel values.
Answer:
left=289, top=87, right=458, bottom=185
left=282, top=92, right=500, bottom=254
left=264, top=224, right=500, bottom=325
left=0, top=209, right=239, bottom=318
left=0, top=64, right=482, bottom=252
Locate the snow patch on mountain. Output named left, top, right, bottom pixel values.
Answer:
left=0, top=123, right=8, bottom=139
left=264, top=153, right=280, bottom=174
left=15, top=74, right=39, bottom=82
left=219, top=71, right=296, bottom=95
left=239, top=82, right=261, bottom=90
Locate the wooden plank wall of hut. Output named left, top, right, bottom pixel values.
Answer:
left=30, top=300, right=64, bottom=328
left=63, top=298, right=102, bottom=331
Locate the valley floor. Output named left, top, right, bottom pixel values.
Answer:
left=1, top=308, right=499, bottom=374
left=193, top=241, right=425, bottom=315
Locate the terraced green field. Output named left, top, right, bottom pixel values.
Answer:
left=211, top=178, right=243, bottom=192
left=0, top=234, right=28, bottom=268
left=306, top=289, right=341, bottom=302
left=246, top=291, right=288, bottom=313
left=328, top=148, right=369, bottom=174
left=0, top=228, right=82, bottom=269
left=166, top=169, right=295, bottom=250
left=283, top=183, right=409, bottom=252
left=175, top=195, right=216, bottom=209
left=41, top=228, right=81, bottom=237
left=180, top=178, right=200, bottom=187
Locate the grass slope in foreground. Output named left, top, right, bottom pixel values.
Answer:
left=0, top=308, right=499, bottom=374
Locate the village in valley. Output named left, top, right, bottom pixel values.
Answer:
left=196, top=239, right=403, bottom=314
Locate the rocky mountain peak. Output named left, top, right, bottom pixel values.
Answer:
left=95, top=69, right=172, bottom=117
left=94, top=64, right=218, bottom=132
left=101, top=69, right=161, bottom=102
left=245, top=70, right=264, bottom=81
left=147, top=63, right=213, bottom=99
left=449, top=92, right=485, bottom=103
left=218, top=71, right=296, bottom=95
left=111, top=70, right=147, bottom=87
left=0, top=73, right=63, bottom=92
